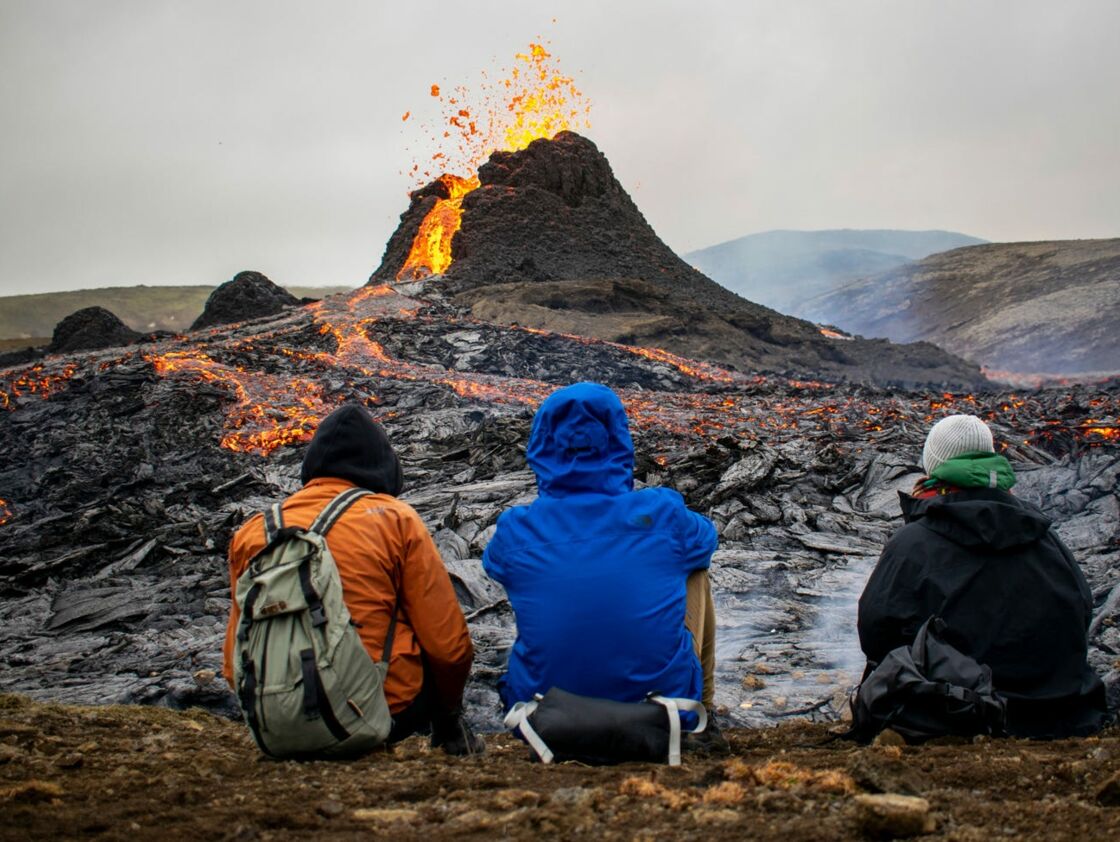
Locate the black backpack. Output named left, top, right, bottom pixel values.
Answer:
left=847, top=616, right=1007, bottom=744
left=504, top=687, right=708, bottom=766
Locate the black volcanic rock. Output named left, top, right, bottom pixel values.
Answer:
left=0, top=346, right=46, bottom=368
left=1, top=283, right=1117, bottom=728
left=191, top=271, right=300, bottom=331
left=370, top=132, right=987, bottom=389
left=49, top=307, right=141, bottom=354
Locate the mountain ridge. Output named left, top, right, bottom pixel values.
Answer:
left=800, top=238, right=1120, bottom=375
left=684, top=228, right=986, bottom=318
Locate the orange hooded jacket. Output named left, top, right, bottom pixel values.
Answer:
left=222, top=406, right=473, bottom=715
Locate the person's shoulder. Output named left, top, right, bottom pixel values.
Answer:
left=629, top=486, right=706, bottom=533
left=633, top=485, right=687, bottom=508
left=885, top=518, right=924, bottom=544
left=229, top=510, right=267, bottom=561
left=340, top=492, right=420, bottom=530
left=492, top=502, right=533, bottom=537
left=880, top=517, right=941, bottom=562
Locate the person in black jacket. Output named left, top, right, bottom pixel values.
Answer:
left=858, top=414, right=1110, bottom=738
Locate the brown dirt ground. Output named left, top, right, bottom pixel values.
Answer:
left=1, top=693, right=1118, bottom=841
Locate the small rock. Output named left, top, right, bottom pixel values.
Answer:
left=351, top=807, right=420, bottom=824
left=693, top=808, right=741, bottom=825
left=848, top=754, right=927, bottom=796
left=491, top=788, right=541, bottom=810
left=0, top=780, right=64, bottom=803
left=873, top=729, right=907, bottom=747
left=193, top=669, right=217, bottom=686
left=742, top=674, right=766, bottom=690
left=702, top=781, right=747, bottom=805
left=0, top=744, right=23, bottom=764
left=1095, top=770, right=1120, bottom=806
left=853, top=793, right=934, bottom=838
left=316, top=799, right=345, bottom=818
left=53, top=753, right=84, bottom=770
left=755, top=789, right=800, bottom=812
left=449, top=809, right=495, bottom=830
left=550, top=786, right=593, bottom=807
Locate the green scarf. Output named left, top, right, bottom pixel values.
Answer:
left=925, top=451, right=1017, bottom=492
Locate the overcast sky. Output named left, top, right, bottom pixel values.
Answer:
left=1, top=0, right=1118, bottom=296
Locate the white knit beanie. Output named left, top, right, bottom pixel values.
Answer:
left=921, top=414, right=995, bottom=475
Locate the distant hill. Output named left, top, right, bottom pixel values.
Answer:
left=800, top=239, right=1120, bottom=375
left=0, top=284, right=353, bottom=341
left=684, top=229, right=986, bottom=318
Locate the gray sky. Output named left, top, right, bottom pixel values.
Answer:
left=1, top=0, right=1118, bottom=296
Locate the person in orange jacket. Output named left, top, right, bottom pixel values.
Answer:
left=222, top=403, right=483, bottom=755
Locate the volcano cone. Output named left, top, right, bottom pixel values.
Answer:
left=372, top=132, right=986, bottom=389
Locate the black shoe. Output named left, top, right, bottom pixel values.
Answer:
left=683, top=710, right=731, bottom=756
left=431, top=711, right=485, bottom=757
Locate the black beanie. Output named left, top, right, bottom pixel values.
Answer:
left=300, top=404, right=404, bottom=496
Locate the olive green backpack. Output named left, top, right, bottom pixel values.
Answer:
left=232, top=487, right=396, bottom=758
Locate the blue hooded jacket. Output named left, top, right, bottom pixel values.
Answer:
left=483, top=382, right=718, bottom=710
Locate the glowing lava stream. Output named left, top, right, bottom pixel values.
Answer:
left=4, top=285, right=1119, bottom=459
left=397, top=175, right=479, bottom=280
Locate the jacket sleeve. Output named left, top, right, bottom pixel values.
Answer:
left=397, top=509, right=475, bottom=713
left=1052, top=531, right=1094, bottom=627
left=671, top=492, right=718, bottom=573
left=857, top=529, right=929, bottom=665
left=481, top=513, right=509, bottom=586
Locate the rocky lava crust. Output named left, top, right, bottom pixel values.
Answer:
left=0, top=284, right=1117, bottom=734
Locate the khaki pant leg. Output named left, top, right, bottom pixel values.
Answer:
left=685, top=569, right=717, bottom=709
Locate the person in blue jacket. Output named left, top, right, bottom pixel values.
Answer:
left=483, top=382, right=725, bottom=750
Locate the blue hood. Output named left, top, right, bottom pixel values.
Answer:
left=527, top=383, right=634, bottom=497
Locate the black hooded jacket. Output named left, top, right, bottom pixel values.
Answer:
left=300, top=404, right=403, bottom=495
left=858, top=488, right=1109, bottom=738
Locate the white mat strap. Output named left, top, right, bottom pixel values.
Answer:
left=648, top=696, right=708, bottom=767
left=503, top=701, right=554, bottom=764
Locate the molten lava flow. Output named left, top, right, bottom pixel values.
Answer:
left=146, top=351, right=331, bottom=456
left=397, top=174, right=480, bottom=280
left=0, top=363, right=79, bottom=409
left=0, top=498, right=10, bottom=526
left=7, top=286, right=1119, bottom=462
left=516, top=324, right=738, bottom=385
left=397, top=42, right=591, bottom=280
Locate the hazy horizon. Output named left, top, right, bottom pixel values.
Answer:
left=2, top=1, right=1118, bottom=296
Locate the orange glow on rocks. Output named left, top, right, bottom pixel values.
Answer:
left=4, top=291, right=1118, bottom=462
left=0, top=363, right=78, bottom=410
left=146, top=350, right=330, bottom=455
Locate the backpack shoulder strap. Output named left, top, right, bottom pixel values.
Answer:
left=309, top=487, right=371, bottom=536
left=262, top=502, right=284, bottom=544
